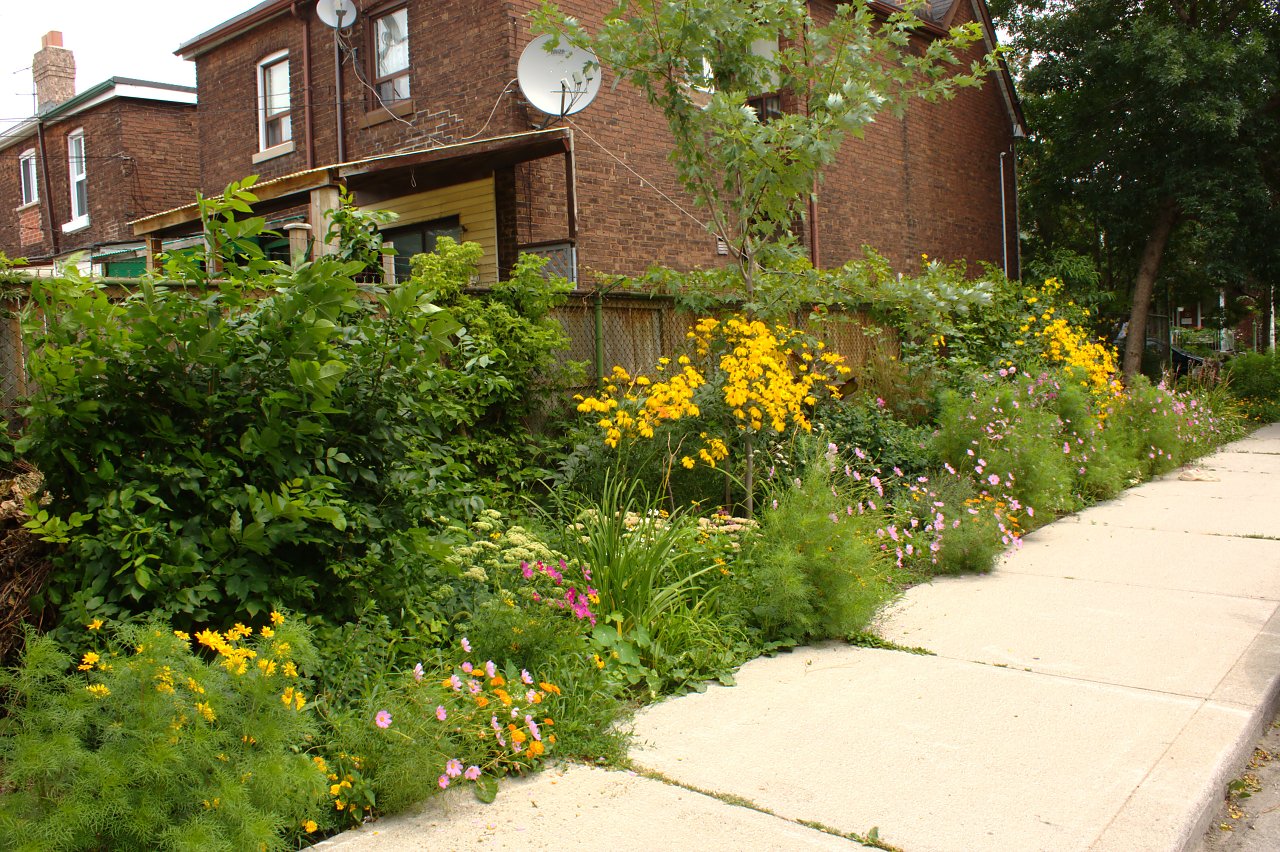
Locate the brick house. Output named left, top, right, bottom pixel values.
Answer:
left=0, top=32, right=199, bottom=277
left=133, top=0, right=1023, bottom=289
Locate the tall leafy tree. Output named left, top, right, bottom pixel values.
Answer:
left=992, top=0, right=1280, bottom=375
left=532, top=0, right=996, bottom=302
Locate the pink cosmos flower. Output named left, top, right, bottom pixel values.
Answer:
left=485, top=660, right=497, bottom=679
left=375, top=710, right=392, bottom=729
left=436, top=705, right=447, bottom=721
left=446, top=759, right=463, bottom=778
left=413, top=662, right=424, bottom=682
left=461, top=637, right=472, bottom=653
left=461, top=662, right=473, bottom=674
left=521, top=669, right=534, bottom=685
left=438, top=774, right=450, bottom=789
left=464, top=765, right=482, bottom=781
left=449, top=674, right=462, bottom=691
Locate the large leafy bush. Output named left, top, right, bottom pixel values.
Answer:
left=20, top=182, right=466, bottom=630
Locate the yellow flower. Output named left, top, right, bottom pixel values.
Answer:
left=260, top=625, right=275, bottom=638
left=195, top=702, right=216, bottom=723
left=270, top=611, right=285, bottom=626
left=87, top=619, right=103, bottom=631
left=86, top=683, right=110, bottom=698
left=303, top=820, right=318, bottom=833
left=78, top=652, right=100, bottom=671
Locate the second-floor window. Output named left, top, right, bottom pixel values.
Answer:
left=373, top=7, right=410, bottom=103
left=18, top=150, right=38, bottom=206
left=67, top=130, right=87, bottom=225
left=258, top=51, right=292, bottom=150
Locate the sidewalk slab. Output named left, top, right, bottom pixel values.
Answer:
left=1067, top=489, right=1280, bottom=538
left=878, top=572, right=1278, bottom=696
left=1004, top=525, right=1280, bottom=598
left=315, top=763, right=861, bottom=851
left=630, top=646, right=1204, bottom=852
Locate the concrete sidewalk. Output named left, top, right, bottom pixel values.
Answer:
left=320, top=424, right=1280, bottom=852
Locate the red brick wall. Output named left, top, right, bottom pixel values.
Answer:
left=0, top=99, right=197, bottom=261
left=812, top=0, right=1017, bottom=274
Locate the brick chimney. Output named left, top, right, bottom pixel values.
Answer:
left=32, top=31, right=75, bottom=114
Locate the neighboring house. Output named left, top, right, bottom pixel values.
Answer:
left=133, top=0, right=1023, bottom=288
left=0, top=32, right=199, bottom=277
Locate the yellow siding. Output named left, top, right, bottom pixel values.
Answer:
left=365, top=176, right=498, bottom=283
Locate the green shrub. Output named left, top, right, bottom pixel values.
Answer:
left=19, top=182, right=465, bottom=632
left=739, top=452, right=896, bottom=643
left=0, top=616, right=325, bottom=850
left=1226, top=350, right=1280, bottom=422
left=816, top=394, right=938, bottom=480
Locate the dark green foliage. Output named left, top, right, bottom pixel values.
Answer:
left=1227, top=350, right=1280, bottom=422
left=18, top=182, right=464, bottom=632
left=410, top=241, right=582, bottom=496
left=817, top=395, right=938, bottom=480
left=0, top=619, right=325, bottom=851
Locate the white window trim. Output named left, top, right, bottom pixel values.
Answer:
left=256, top=50, right=292, bottom=153
left=18, top=149, right=38, bottom=208
left=64, top=129, right=88, bottom=232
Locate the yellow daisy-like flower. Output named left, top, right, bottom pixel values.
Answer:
left=270, top=611, right=285, bottom=626
left=87, top=619, right=104, bottom=631
left=86, top=684, right=110, bottom=698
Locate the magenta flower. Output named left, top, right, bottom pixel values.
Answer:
left=438, top=774, right=450, bottom=789
left=446, top=759, right=463, bottom=778
left=461, top=661, right=473, bottom=674
left=449, top=674, right=462, bottom=691
left=464, top=765, right=481, bottom=781
left=375, top=710, right=392, bottom=729
left=436, top=705, right=447, bottom=721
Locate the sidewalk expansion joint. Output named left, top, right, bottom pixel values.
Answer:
left=627, top=764, right=904, bottom=850
left=926, top=652, right=1223, bottom=702
left=995, top=567, right=1280, bottom=602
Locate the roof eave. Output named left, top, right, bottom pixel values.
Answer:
left=177, top=0, right=294, bottom=60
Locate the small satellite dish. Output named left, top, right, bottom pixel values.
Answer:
left=517, top=34, right=602, bottom=118
left=316, top=0, right=358, bottom=29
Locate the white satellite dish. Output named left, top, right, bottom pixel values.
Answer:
left=316, top=0, right=358, bottom=29
left=517, top=34, right=602, bottom=118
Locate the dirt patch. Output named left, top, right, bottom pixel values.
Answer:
left=0, top=462, right=51, bottom=663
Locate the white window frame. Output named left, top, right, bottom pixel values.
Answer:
left=63, top=129, right=88, bottom=232
left=256, top=50, right=293, bottom=157
left=18, top=149, right=38, bottom=207
left=372, top=7, right=411, bottom=104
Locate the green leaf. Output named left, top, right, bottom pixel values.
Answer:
left=474, top=775, right=499, bottom=804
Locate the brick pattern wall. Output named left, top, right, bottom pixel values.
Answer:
left=0, top=99, right=198, bottom=262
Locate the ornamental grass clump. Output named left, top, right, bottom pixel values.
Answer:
left=0, top=614, right=326, bottom=851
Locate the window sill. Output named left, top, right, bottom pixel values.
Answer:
left=15, top=200, right=40, bottom=213
left=61, top=215, right=89, bottom=234
left=252, top=140, right=296, bottom=164
left=360, top=100, right=414, bottom=129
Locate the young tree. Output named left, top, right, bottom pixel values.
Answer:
left=532, top=0, right=996, bottom=302
left=992, top=0, right=1280, bottom=376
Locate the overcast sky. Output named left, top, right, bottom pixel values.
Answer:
left=2, top=1, right=259, bottom=132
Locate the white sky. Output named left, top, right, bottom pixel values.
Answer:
left=2, top=1, right=260, bottom=132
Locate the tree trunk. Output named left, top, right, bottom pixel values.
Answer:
left=1121, top=198, right=1180, bottom=379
